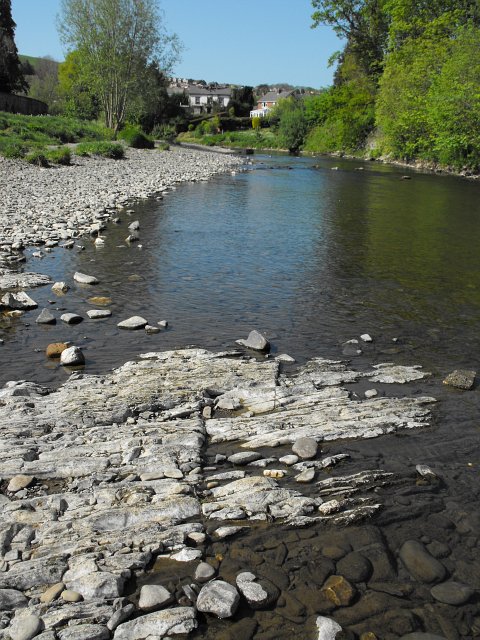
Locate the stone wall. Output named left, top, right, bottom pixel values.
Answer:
left=0, top=92, right=47, bottom=115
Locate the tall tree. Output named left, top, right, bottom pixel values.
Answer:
left=58, top=0, right=181, bottom=132
left=0, top=0, right=28, bottom=93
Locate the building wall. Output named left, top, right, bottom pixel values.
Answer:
left=0, top=92, right=48, bottom=115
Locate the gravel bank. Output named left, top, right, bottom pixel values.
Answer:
left=0, top=146, right=244, bottom=249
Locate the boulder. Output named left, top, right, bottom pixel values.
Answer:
left=46, top=342, right=69, bottom=358
left=74, top=272, right=99, bottom=285
left=194, top=562, right=216, bottom=583
left=321, top=575, right=356, bottom=607
left=66, top=571, right=124, bottom=600
left=60, top=313, right=83, bottom=324
left=399, top=540, right=446, bottom=584
left=117, top=316, right=148, bottom=330
left=36, top=309, right=56, bottom=324
left=7, top=475, right=34, bottom=492
left=60, top=346, right=85, bottom=366
left=52, top=281, right=69, bottom=294
left=236, top=330, right=270, bottom=352
left=0, top=588, right=28, bottom=611
left=8, top=614, right=43, bottom=640
left=138, top=584, right=173, bottom=610
left=1, top=291, right=37, bottom=310
left=87, top=309, right=112, bottom=319
left=292, top=437, right=318, bottom=460
left=196, top=580, right=240, bottom=618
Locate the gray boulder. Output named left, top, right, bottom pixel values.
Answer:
left=74, top=272, right=99, bottom=285
left=236, top=330, right=270, bottom=352
left=60, top=346, right=85, bottom=366
left=87, top=309, right=112, bottom=319
left=292, top=437, right=318, bottom=460
left=8, top=614, right=43, bottom=640
left=36, top=309, right=56, bottom=324
left=0, top=588, right=28, bottom=611
left=138, top=584, right=173, bottom=610
left=1, top=291, right=38, bottom=310
left=117, top=316, right=148, bottom=330
left=196, top=580, right=240, bottom=618
left=60, top=313, right=83, bottom=324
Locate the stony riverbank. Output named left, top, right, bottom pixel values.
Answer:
left=0, top=147, right=244, bottom=254
left=2, top=347, right=476, bottom=640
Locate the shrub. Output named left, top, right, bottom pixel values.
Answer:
left=25, top=150, right=49, bottom=167
left=46, top=147, right=71, bottom=165
left=75, top=141, right=125, bottom=159
left=118, top=124, right=154, bottom=149
left=157, top=141, right=170, bottom=151
left=0, top=141, right=26, bottom=158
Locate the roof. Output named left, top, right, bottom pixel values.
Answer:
left=168, top=85, right=232, bottom=98
left=258, top=90, right=293, bottom=102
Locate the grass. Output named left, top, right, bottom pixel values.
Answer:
left=118, top=124, right=154, bottom=149
left=75, top=141, right=125, bottom=159
left=0, top=111, right=114, bottom=162
left=176, top=129, right=284, bottom=150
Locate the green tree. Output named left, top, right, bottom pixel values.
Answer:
left=269, top=96, right=307, bottom=153
left=26, top=57, right=61, bottom=110
left=0, top=0, right=28, bottom=93
left=58, top=0, right=181, bottom=133
left=58, top=50, right=100, bottom=119
left=228, top=86, right=255, bottom=116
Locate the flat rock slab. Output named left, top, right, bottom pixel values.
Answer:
left=1, top=291, right=37, bottom=310
left=443, top=369, right=476, bottom=390
left=87, top=309, right=112, bottom=319
left=74, top=272, right=99, bottom=285
left=113, top=607, right=197, bottom=639
left=117, top=316, right=147, bottom=330
left=0, top=272, right=52, bottom=290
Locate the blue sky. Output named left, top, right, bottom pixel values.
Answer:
left=11, top=0, right=342, bottom=88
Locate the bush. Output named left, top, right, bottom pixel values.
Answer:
left=25, top=150, right=49, bottom=167
left=151, top=123, right=176, bottom=140
left=118, top=124, right=154, bottom=149
left=75, top=141, right=125, bottom=159
left=157, top=141, right=170, bottom=151
left=0, top=140, right=26, bottom=158
left=46, top=147, right=71, bottom=165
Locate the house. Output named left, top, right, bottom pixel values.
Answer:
left=250, top=89, right=294, bottom=118
left=167, top=82, right=232, bottom=115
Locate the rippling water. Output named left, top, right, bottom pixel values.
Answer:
left=1, top=153, right=480, bottom=386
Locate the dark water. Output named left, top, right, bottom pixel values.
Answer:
left=2, top=154, right=480, bottom=385
left=2, top=154, right=480, bottom=637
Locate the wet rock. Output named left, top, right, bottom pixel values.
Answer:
left=0, top=588, right=28, bottom=611
left=36, top=308, right=56, bottom=324
left=0, top=272, right=51, bottom=289
left=430, top=581, right=474, bottom=605
left=360, top=334, right=373, bottom=342
left=443, top=369, right=476, bottom=390
left=60, top=312, right=83, bottom=324
left=74, top=272, right=99, bottom=285
left=46, top=342, right=69, bottom=358
left=87, top=309, right=112, bottom=319
left=368, top=363, right=428, bottom=384
left=236, top=572, right=276, bottom=609
left=60, top=346, right=85, bottom=366
left=1, top=291, right=38, bottom=310
left=52, top=281, right=69, bottom=294
left=88, top=296, right=111, bottom=306
left=7, top=474, right=34, bottom=492
left=8, top=614, right=43, bottom=640
left=195, top=562, right=216, bottom=583
left=399, top=540, right=446, bottom=583
left=292, top=437, right=318, bottom=460
left=128, top=221, right=140, bottom=231
left=113, top=607, right=197, bottom=639
left=415, top=464, right=437, bottom=479
left=343, top=341, right=362, bottom=356
left=196, top=580, right=240, bottom=618
left=316, top=615, right=343, bottom=640
left=138, top=584, right=173, bottom=610
left=158, top=320, right=168, bottom=328
left=236, top=330, right=270, bottom=352
left=145, top=324, right=160, bottom=334
left=364, top=389, right=377, bottom=399
left=321, top=575, right=356, bottom=607
left=275, top=353, right=296, bottom=363
left=117, top=316, right=148, bottom=330
left=336, top=552, right=373, bottom=583
left=295, top=468, right=315, bottom=483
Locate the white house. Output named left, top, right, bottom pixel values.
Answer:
left=250, top=89, right=294, bottom=118
left=167, top=83, right=232, bottom=115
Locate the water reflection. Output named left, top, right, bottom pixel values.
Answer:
left=1, top=155, right=480, bottom=386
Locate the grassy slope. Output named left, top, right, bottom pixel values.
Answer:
left=177, top=129, right=283, bottom=150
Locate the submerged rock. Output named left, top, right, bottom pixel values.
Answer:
left=443, top=369, right=476, bottom=390
left=74, top=272, right=99, bottom=285
left=399, top=540, right=446, bottom=583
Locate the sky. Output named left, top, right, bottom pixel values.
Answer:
left=11, top=0, right=343, bottom=88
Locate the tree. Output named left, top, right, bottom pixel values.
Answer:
left=58, top=50, right=100, bottom=119
left=58, top=0, right=181, bottom=133
left=311, top=0, right=390, bottom=76
left=26, top=57, right=61, bottom=109
left=228, top=86, right=255, bottom=116
left=0, top=0, right=28, bottom=93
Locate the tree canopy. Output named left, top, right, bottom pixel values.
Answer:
left=0, top=0, right=28, bottom=93
left=58, top=0, right=181, bottom=132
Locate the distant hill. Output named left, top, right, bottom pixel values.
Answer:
left=19, top=55, right=61, bottom=108
left=19, top=54, right=61, bottom=68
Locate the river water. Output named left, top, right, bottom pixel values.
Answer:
left=2, top=153, right=480, bottom=385
left=2, top=153, right=480, bottom=638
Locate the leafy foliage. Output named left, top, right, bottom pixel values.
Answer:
left=118, top=124, right=154, bottom=148
left=75, top=140, right=125, bottom=158
left=0, top=0, right=28, bottom=93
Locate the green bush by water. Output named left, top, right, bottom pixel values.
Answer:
left=75, top=141, right=125, bottom=159
left=118, top=125, right=154, bottom=149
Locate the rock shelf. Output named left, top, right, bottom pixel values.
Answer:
left=0, top=348, right=438, bottom=638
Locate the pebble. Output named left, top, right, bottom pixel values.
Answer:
left=87, top=309, right=112, bottom=319
left=60, top=346, right=85, bottom=366
left=73, top=272, right=99, bottom=285
left=138, top=584, right=173, bottom=610
left=292, top=436, right=318, bottom=459
left=8, top=614, right=42, bottom=640
left=46, top=342, right=69, bottom=358
left=365, top=389, right=378, bottom=398
left=117, top=316, right=148, bottom=330
left=60, top=313, right=83, bottom=324
left=52, top=281, right=69, bottom=294
left=360, top=333, right=373, bottom=342
left=430, top=581, right=474, bottom=605
left=443, top=369, right=476, bottom=390
left=36, top=308, right=56, bottom=324
left=196, top=580, right=240, bottom=618
left=61, top=590, right=83, bottom=602
left=399, top=540, right=446, bottom=583
left=263, top=469, right=285, bottom=478
left=194, top=562, right=216, bottom=583
left=236, top=330, right=270, bottom=352
left=7, top=475, right=34, bottom=492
